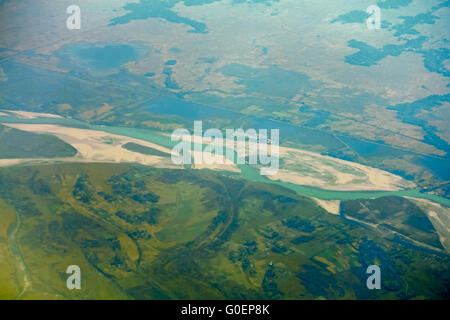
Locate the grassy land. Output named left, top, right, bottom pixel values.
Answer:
left=0, top=124, right=77, bottom=159
left=0, top=163, right=448, bottom=300
left=122, top=142, right=170, bottom=158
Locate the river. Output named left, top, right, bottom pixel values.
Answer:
left=1, top=114, right=449, bottom=207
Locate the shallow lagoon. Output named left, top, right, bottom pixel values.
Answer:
left=54, top=43, right=144, bottom=72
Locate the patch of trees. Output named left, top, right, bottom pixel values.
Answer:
left=228, top=241, right=258, bottom=275
left=116, top=207, right=161, bottom=225
left=73, top=174, right=94, bottom=203
left=127, top=230, right=152, bottom=240
left=14, top=195, right=42, bottom=217
left=107, top=175, right=160, bottom=204
left=296, top=264, right=344, bottom=298
left=29, top=172, right=51, bottom=195
left=261, top=264, right=283, bottom=299
left=291, top=235, right=313, bottom=244
left=282, top=216, right=315, bottom=232
left=131, top=192, right=160, bottom=204
left=271, top=241, right=287, bottom=254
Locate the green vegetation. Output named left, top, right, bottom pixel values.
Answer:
left=122, top=142, right=171, bottom=158
left=0, top=0, right=449, bottom=301
left=0, top=163, right=448, bottom=300
left=0, top=124, right=77, bottom=159
left=341, top=196, right=444, bottom=250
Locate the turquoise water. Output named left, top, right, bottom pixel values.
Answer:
left=331, top=11, right=369, bottom=24
left=142, top=95, right=450, bottom=182
left=98, top=124, right=450, bottom=206
left=54, top=44, right=142, bottom=71
left=218, top=63, right=313, bottom=99
left=339, top=135, right=450, bottom=181
left=239, top=165, right=450, bottom=206
left=1, top=114, right=449, bottom=206
left=109, top=0, right=209, bottom=33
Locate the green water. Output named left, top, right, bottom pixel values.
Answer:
left=239, top=164, right=450, bottom=206
left=55, top=44, right=141, bottom=71
left=1, top=114, right=449, bottom=206
left=95, top=123, right=450, bottom=206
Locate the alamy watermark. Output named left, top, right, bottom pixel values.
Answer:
left=66, top=265, right=81, bottom=290
left=171, top=121, right=279, bottom=175
left=366, top=265, right=381, bottom=290
left=367, top=5, right=381, bottom=30
left=66, top=5, right=81, bottom=30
